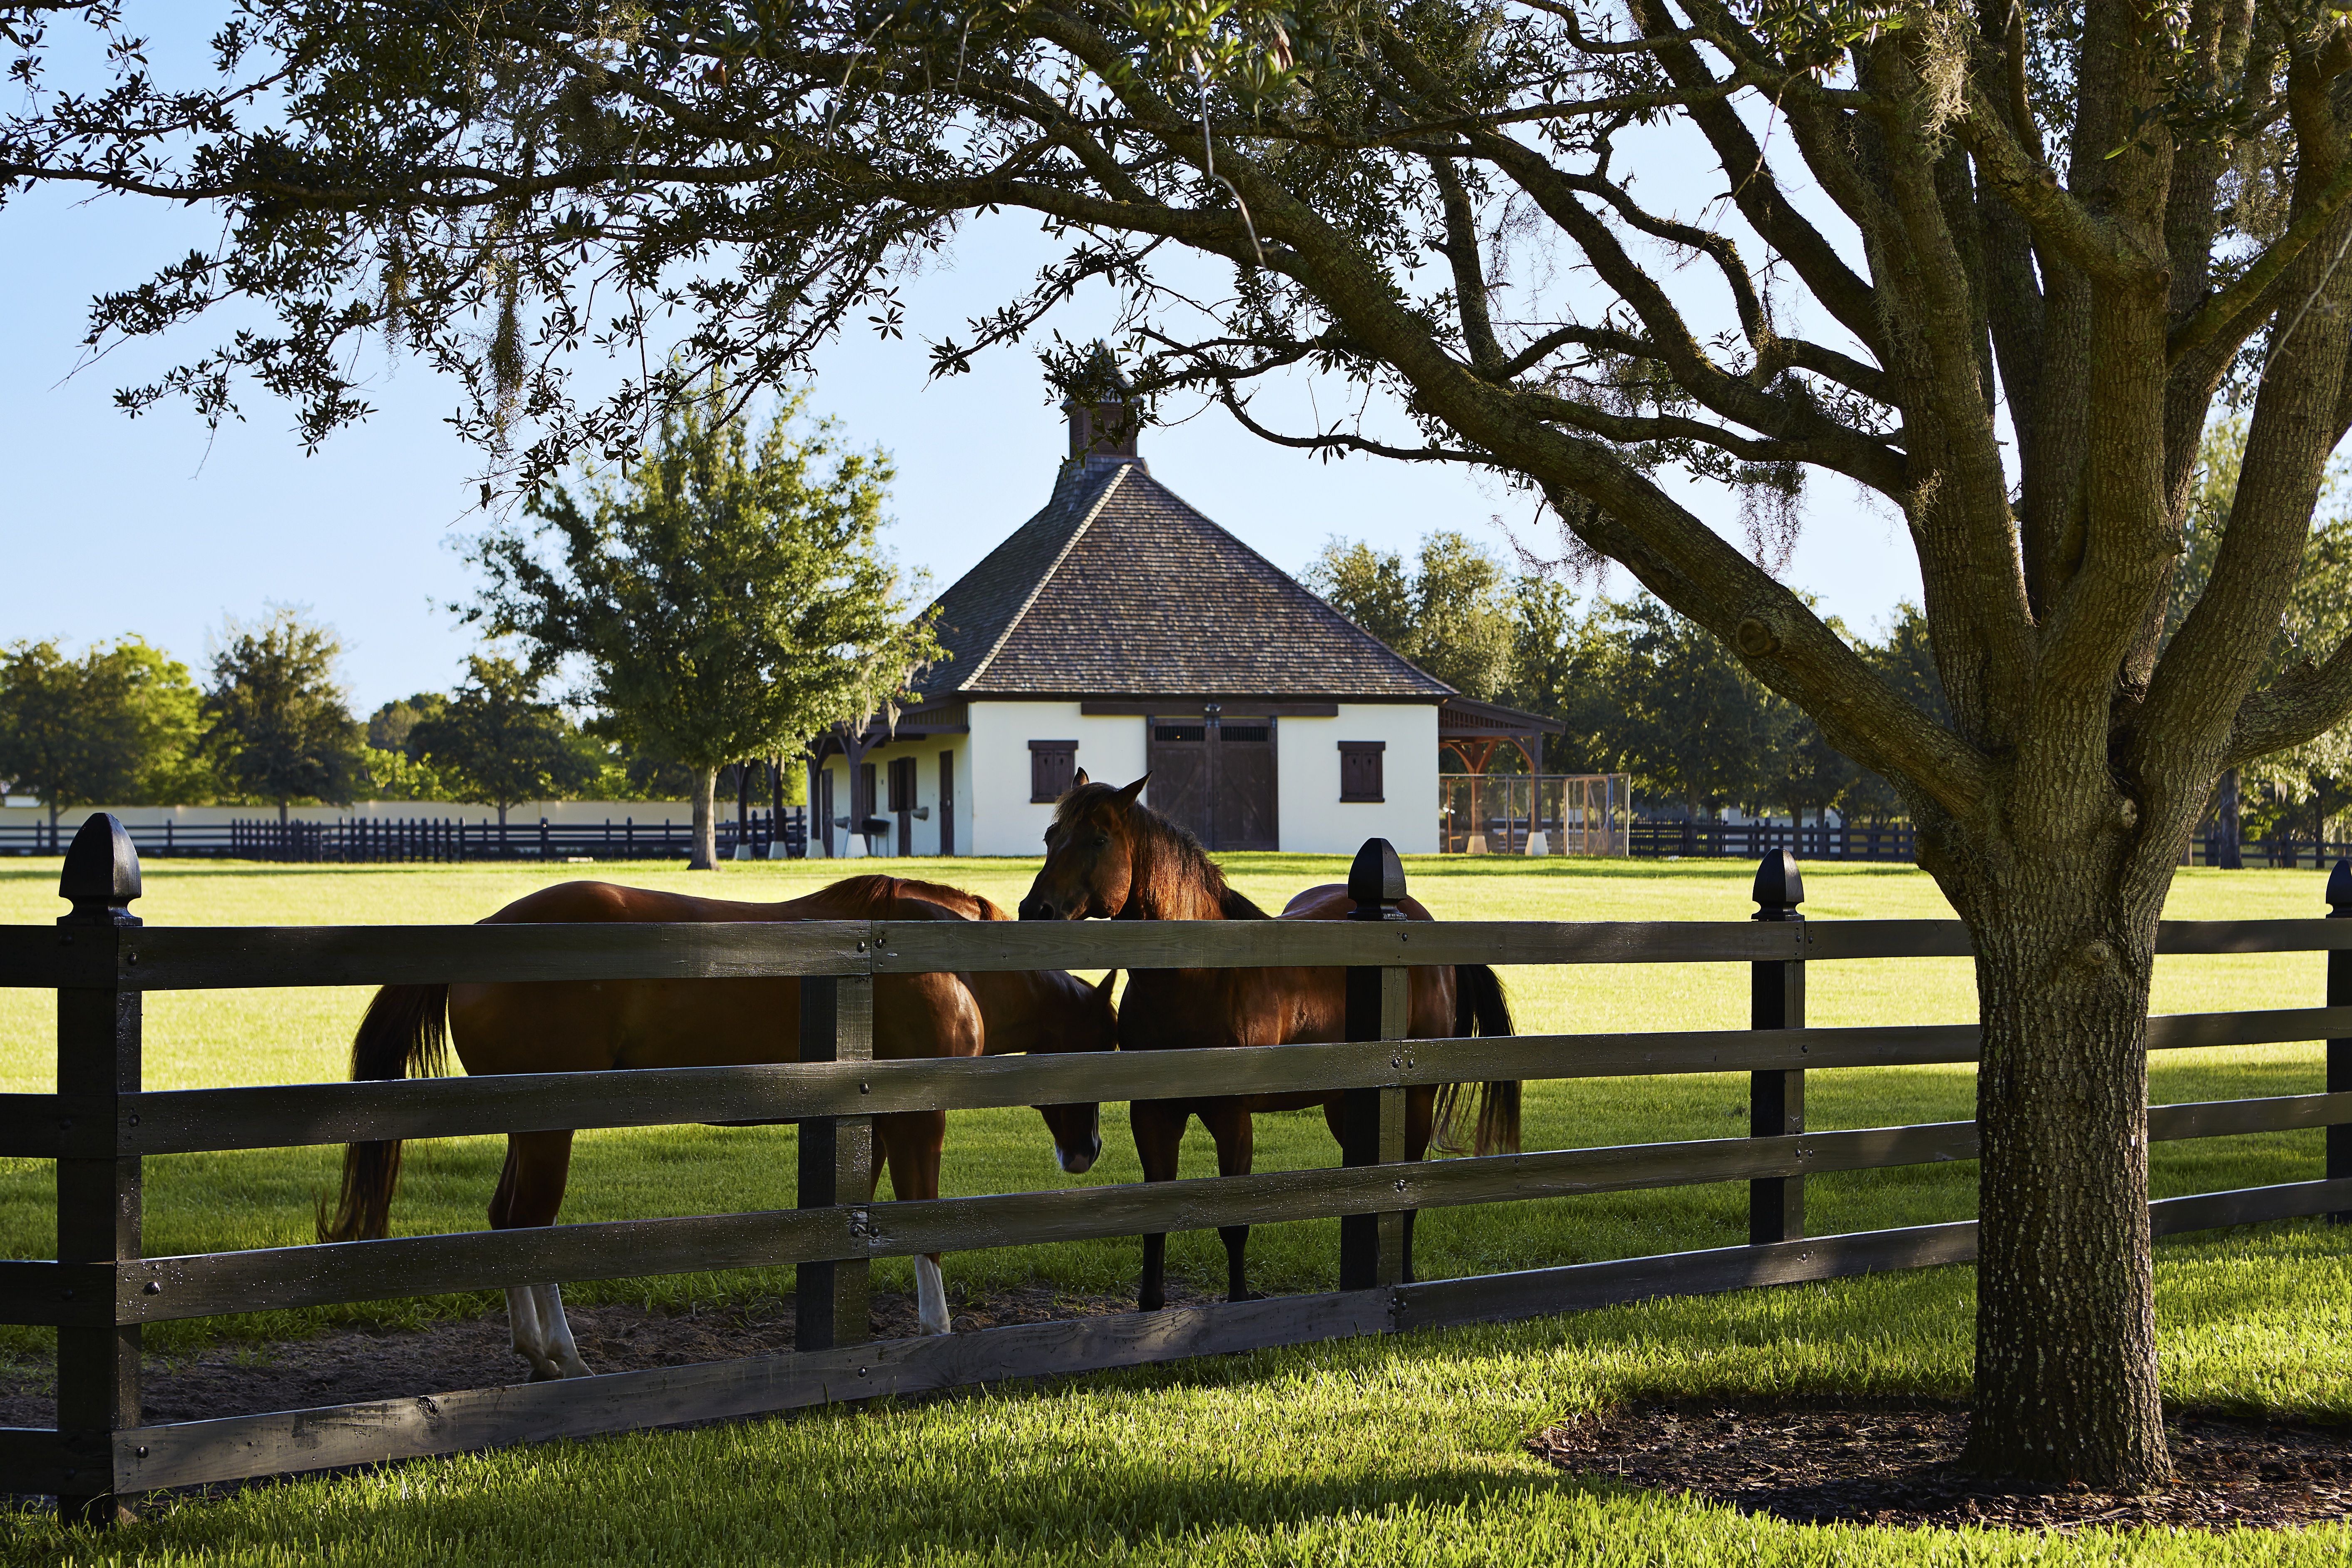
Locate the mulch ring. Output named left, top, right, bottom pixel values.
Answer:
left=1527, top=1399, right=2352, bottom=1532
left=0, top=1280, right=1219, bottom=1438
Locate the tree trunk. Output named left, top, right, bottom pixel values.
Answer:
left=278, top=799, right=288, bottom=827
left=2216, top=770, right=2243, bottom=870
left=689, top=766, right=718, bottom=871
left=497, top=802, right=508, bottom=829
left=1941, top=851, right=2170, bottom=1487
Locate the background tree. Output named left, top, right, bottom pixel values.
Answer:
left=1308, top=531, right=1516, bottom=702
left=2169, top=420, right=2352, bottom=863
left=365, top=693, right=445, bottom=757
left=33, top=0, right=2352, bottom=1484
left=469, top=381, right=939, bottom=868
left=0, top=637, right=209, bottom=829
left=1590, top=597, right=1776, bottom=819
left=406, top=655, right=601, bottom=829
left=360, top=692, right=452, bottom=802
left=203, top=609, right=366, bottom=823
left=1505, top=577, right=1615, bottom=773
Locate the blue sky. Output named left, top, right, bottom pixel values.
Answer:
left=0, top=15, right=1922, bottom=717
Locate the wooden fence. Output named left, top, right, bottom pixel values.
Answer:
left=0, top=809, right=808, bottom=863
left=1628, top=818, right=1924, bottom=862
left=3, top=816, right=2350, bottom=1524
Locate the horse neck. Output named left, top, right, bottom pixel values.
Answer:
left=1123, top=826, right=1237, bottom=921
left=972, top=967, right=1093, bottom=1055
left=967, top=969, right=1026, bottom=1051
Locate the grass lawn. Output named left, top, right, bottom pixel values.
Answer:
left=2, top=852, right=2348, bottom=1563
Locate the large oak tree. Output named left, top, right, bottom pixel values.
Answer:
left=11, top=0, right=2352, bottom=1484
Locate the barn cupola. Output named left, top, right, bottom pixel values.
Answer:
left=1059, top=351, right=1149, bottom=476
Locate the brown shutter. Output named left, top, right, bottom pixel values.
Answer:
left=1028, top=741, right=1078, bottom=801
left=1339, top=742, right=1386, bottom=802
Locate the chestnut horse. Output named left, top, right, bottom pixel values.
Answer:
left=322, top=874, right=1116, bottom=1377
left=1017, top=773, right=1520, bottom=1309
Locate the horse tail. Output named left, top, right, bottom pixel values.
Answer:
left=1432, top=964, right=1521, bottom=1157
left=319, top=983, right=450, bottom=1243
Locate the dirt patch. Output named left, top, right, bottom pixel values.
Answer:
left=0, top=1280, right=1216, bottom=1434
left=1528, top=1400, right=2352, bottom=1532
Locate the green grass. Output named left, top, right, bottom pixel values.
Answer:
left=6, top=1259, right=2352, bottom=1565
left=2, top=854, right=2348, bottom=1564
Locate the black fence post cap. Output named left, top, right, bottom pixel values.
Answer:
left=57, top=813, right=142, bottom=925
left=1349, top=838, right=1408, bottom=918
left=2330, top=858, right=2352, bottom=913
left=1752, top=849, right=1803, bottom=916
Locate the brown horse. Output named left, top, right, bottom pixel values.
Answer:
left=1016, top=774, right=1520, bottom=1309
left=322, top=874, right=1117, bottom=1377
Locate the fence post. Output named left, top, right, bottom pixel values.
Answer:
left=54, top=814, right=143, bottom=1526
left=1341, top=839, right=1411, bottom=1291
left=1749, top=851, right=1806, bottom=1245
left=2330, top=861, right=2351, bottom=1223
left=796, top=968, right=874, bottom=1350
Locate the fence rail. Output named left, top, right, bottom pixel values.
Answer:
left=6, top=815, right=2349, bottom=1522
left=0, top=809, right=809, bottom=862
left=1627, top=818, right=1922, bottom=862
left=1628, top=818, right=2352, bottom=868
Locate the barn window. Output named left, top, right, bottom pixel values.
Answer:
left=1339, top=741, right=1386, bottom=802
left=1154, top=724, right=1205, bottom=742
left=1029, top=740, right=1078, bottom=801
left=1219, top=725, right=1271, bottom=743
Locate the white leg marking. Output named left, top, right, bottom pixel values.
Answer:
left=507, top=1284, right=559, bottom=1379
left=916, top=1254, right=951, bottom=1336
left=537, top=1282, right=593, bottom=1377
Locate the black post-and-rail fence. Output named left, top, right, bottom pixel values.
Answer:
left=0, top=809, right=809, bottom=863
left=9, top=810, right=2333, bottom=868
left=1621, top=819, right=2352, bottom=867
left=4, top=817, right=2351, bottom=1524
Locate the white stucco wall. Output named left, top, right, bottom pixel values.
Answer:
left=966, top=701, right=1148, bottom=857
left=812, top=734, right=967, bottom=858
left=1275, top=704, right=1440, bottom=855
left=809, top=700, right=1436, bottom=858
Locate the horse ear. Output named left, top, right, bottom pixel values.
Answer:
left=1117, top=774, right=1150, bottom=807
left=1095, top=968, right=1118, bottom=998
left=1072, top=767, right=1091, bottom=789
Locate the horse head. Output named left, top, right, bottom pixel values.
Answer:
left=1018, top=772, right=1148, bottom=920
left=1029, top=968, right=1118, bottom=1173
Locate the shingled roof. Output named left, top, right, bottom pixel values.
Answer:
left=911, top=457, right=1455, bottom=702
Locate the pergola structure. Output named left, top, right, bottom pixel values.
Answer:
left=1438, top=696, right=1565, bottom=773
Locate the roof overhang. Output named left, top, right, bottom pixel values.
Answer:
left=1438, top=695, right=1567, bottom=739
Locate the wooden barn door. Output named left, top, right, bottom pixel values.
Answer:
left=1145, top=713, right=1278, bottom=850
left=1214, top=717, right=1278, bottom=850
left=1146, top=719, right=1211, bottom=843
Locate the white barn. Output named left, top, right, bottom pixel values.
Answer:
left=811, top=397, right=1464, bottom=857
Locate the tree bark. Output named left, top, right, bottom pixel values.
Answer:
left=1936, top=835, right=2171, bottom=1487
left=689, top=765, right=718, bottom=871
left=2217, top=769, right=2243, bottom=870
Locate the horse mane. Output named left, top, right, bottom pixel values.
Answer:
left=1054, top=784, right=1268, bottom=920
left=889, top=876, right=1010, bottom=922
left=800, top=873, right=1007, bottom=922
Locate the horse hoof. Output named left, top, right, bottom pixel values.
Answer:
left=526, top=1365, right=564, bottom=1383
